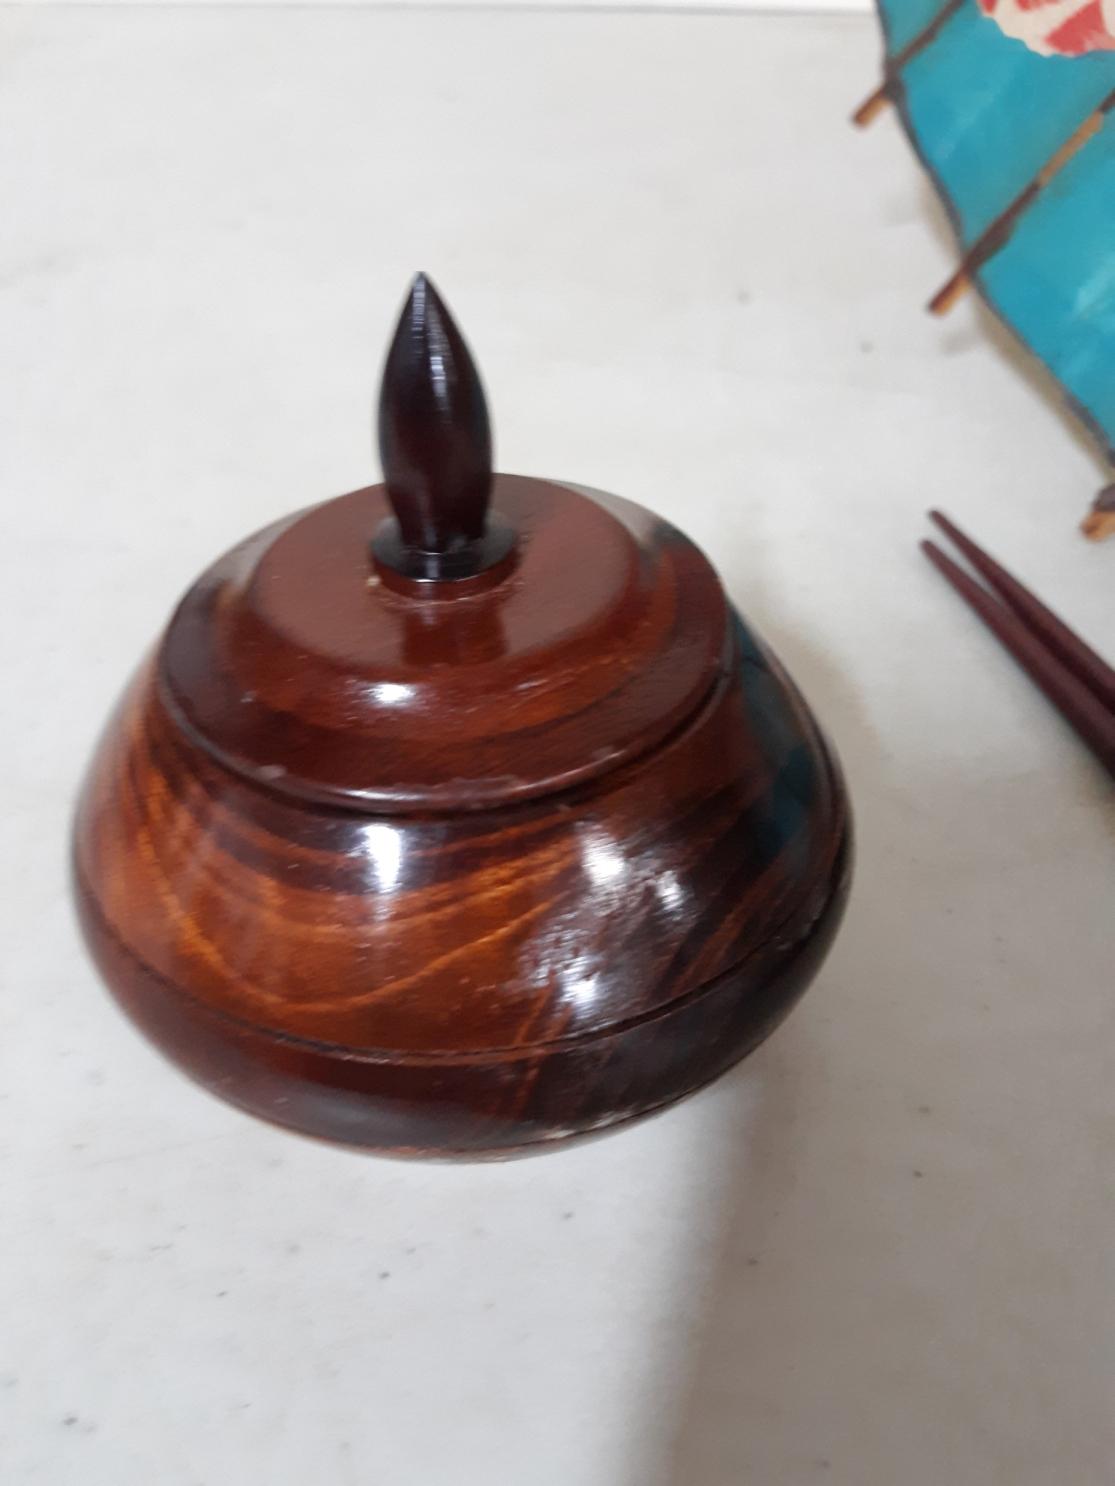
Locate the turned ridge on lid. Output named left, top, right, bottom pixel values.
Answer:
left=158, top=275, right=729, bottom=812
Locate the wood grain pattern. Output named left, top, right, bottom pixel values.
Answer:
left=73, top=604, right=850, bottom=1156
left=72, top=278, right=851, bottom=1157
left=159, top=479, right=729, bottom=812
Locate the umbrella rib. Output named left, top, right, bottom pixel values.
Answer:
left=928, top=91, right=1115, bottom=315
left=1081, top=485, right=1115, bottom=543
left=852, top=0, right=966, bottom=127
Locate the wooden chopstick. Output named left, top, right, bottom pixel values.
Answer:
left=921, top=519, right=1115, bottom=780
left=929, top=511, right=1115, bottom=710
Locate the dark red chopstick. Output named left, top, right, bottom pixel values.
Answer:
left=922, top=516, right=1115, bottom=780
left=929, top=511, right=1115, bottom=710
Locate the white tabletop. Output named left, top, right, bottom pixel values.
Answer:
left=2, top=8, right=1112, bottom=1484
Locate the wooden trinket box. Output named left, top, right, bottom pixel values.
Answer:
left=73, top=277, right=852, bottom=1157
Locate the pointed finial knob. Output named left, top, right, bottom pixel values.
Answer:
left=374, top=274, right=515, bottom=584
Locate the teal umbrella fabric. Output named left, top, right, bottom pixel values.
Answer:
left=867, top=0, right=1115, bottom=463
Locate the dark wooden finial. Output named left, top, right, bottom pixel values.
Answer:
left=374, top=274, right=514, bottom=583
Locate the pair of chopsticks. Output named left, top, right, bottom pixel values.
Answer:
left=922, top=512, right=1115, bottom=780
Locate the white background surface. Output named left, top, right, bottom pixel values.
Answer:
left=2, top=8, right=1113, bottom=1485
left=15, top=0, right=871, bottom=13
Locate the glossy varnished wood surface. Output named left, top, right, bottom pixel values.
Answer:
left=373, top=273, right=517, bottom=581
left=159, top=478, right=729, bottom=811
left=73, top=614, right=850, bottom=1156
left=73, top=279, right=850, bottom=1157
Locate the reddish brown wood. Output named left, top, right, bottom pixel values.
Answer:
left=922, top=538, right=1115, bottom=779
left=158, top=478, right=729, bottom=813
left=71, top=281, right=852, bottom=1157
left=929, top=511, right=1115, bottom=709
left=73, top=621, right=849, bottom=1155
left=375, top=274, right=515, bottom=581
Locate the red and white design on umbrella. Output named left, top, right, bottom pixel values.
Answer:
left=978, top=0, right=1115, bottom=54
